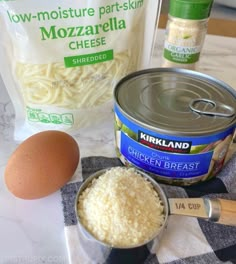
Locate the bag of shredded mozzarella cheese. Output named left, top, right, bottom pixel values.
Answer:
left=0, top=0, right=162, bottom=141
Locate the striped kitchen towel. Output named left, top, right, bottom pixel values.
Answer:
left=61, top=153, right=236, bottom=264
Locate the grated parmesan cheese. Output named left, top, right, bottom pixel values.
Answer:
left=77, top=167, right=165, bottom=247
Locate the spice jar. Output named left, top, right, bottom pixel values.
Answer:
left=162, top=0, right=213, bottom=70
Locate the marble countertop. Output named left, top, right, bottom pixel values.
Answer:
left=0, top=29, right=236, bottom=264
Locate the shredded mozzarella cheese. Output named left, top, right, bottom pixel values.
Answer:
left=15, top=50, right=136, bottom=109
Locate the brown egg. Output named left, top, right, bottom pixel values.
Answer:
left=4, top=130, right=80, bottom=199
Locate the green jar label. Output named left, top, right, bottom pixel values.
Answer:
left=164, top=42, right=200, bottom=64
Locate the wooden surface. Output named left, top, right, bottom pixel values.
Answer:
left=158, top=14, right=236, bottom=38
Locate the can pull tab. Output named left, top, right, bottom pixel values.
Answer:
left=189, top=98, right=235, bottom=118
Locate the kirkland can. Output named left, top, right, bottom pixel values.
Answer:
left=114, top=68, right=236, bottom=186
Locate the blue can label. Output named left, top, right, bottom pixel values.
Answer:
left=114, top=105, right=235, bottom=183
left=121, top=132, right=213, bottom=178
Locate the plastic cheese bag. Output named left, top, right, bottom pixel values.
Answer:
left=0, top=0, right=162, bottom=141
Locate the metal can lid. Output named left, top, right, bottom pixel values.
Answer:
left=114, top=68, right=236, bottom=136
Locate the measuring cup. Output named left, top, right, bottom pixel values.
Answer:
left=75, top=167, right=236, bottom=264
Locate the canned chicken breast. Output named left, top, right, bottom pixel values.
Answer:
left=114, top=68, right=236, bottom=185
